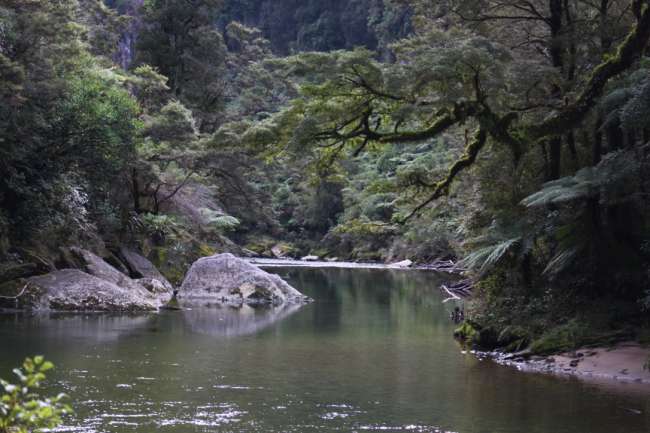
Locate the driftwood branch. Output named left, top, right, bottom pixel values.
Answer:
left=441, top=279, right=474, bottom=302
left=441, top=284, right=462, bottom=303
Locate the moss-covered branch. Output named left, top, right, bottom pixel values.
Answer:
left=376, top=102, right=480, bottom=144
left=527, top=0, right=650, bottom=139
left=402, top=128, right=488, bottom=222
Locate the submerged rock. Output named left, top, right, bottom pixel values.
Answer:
left=26, top=270, right=158, bottom=312
left=180, top=253, right=311, bottom=305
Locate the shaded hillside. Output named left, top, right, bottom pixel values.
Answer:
left=219, top=0, right=411, bottom=55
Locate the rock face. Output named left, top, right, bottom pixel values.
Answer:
left=26, top=270, right=158, bottom=312
left=68, top=247, right=147, bottom=293
left=119, top=248, right=173, bottom=290
left=180, top=253, right=311, bottom=304
left=9, top=247, right=168, bottom=312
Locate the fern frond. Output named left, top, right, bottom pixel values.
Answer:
left=460, top=237, right=521, bottom=273
left=543, top=247, right=579, bottom=276
left=521, top=168, right=598, bottom=207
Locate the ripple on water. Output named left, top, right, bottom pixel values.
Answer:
left=357, top=425, right=458, bottom=432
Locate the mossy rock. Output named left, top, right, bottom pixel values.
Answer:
left=244, top=238, right=276, bottom=258
left=454, top=321, right=479, bottom=342
left=198, top=243, right=217, bottom=257
left=454, top=320, right=500, bottom=350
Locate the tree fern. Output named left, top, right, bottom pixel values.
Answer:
left=460, top=237, right=521, bottom=273
left=521, top=150, right=640, bottom=208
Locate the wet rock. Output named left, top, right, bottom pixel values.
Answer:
left=570, top=359, right=580, bottom=367
left=118, top=247, right=173, bottom=290
left=545, top=357, right=556, bottom=363
left=181, top=253, right=311, bottom=305
left=26, top=270, right=158, bottom=312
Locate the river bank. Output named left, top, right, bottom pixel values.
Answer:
left=480, top=342, right=650, bottom=387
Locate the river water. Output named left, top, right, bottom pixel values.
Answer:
left=0, top=267, right=649, bottom=433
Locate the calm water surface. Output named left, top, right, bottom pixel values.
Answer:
left=1, top=267, right=649, bottom=433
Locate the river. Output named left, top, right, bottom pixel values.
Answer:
left=0, top=267, right=649, bottom=432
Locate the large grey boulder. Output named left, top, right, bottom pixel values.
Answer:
left=180, top=253, right=311, bottom=305
left=60, top=247, right=168, bottom=300
left=26, top=270, right=158, bottom=312
left=118, top=247, right=173, bottom=290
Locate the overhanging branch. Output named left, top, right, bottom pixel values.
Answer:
left=527, top=0, right=650, bottom=139
left=401, top=128, right=488, bottom=222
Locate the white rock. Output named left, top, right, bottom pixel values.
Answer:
left=180, top=253, right=311, bottom=305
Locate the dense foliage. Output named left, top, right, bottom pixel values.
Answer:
left=0, top=357, right=71, bottom=433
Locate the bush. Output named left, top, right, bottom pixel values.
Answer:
left=0, top=357, right=71, bottom=433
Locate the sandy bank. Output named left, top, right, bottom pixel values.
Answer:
left=487, top=342, right=650, bottom=386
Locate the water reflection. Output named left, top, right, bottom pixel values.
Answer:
left=0, top=300, right=307, bottom=342
left=0, top=268, right=648, bottom=433
left=178, top=303, right=304, bottom=337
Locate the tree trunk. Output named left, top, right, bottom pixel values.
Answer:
left=548, top=136, right=562, bottom=180
left=131, top=168, right=142, bottom=214
left=547, top=0, right=565, bottom=180
left=594, top=117, right=603, bottom=165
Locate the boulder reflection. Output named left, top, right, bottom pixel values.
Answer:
left=178, top=302, right=305, bottom=337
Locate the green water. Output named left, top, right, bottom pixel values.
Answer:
left=1, top=267, right=649, bottom=433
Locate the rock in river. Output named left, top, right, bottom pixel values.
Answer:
left=26, top=270, right=158, bottom=312
left=180, top=253, right=311, bottom=305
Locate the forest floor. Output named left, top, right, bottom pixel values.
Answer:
left=491, top=342, right=650, bottom=387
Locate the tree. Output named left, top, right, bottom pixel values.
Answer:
left=0, top=0, right=141, bottom=244
left=137, top=0, right=227, bottom=131
left=261, top=0, right=650, bottom=220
